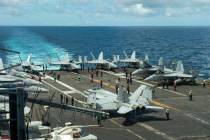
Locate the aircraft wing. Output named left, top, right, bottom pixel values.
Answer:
left=88, top=60, right=107, bottom=64
left=145, top=105, right=164, bottom=111
left=31, top=65, right=43, bottom=71
left=177, top=73, right=193, bottom=78
left=97, top=99, right=118, bottom=111
left=49, top=61, right=62, bottom=65
left=120, top=59, right=139, bottom=63
left=87, top=60, right=99, bottom=64
left=164, top=72, right=192, bottom=78
left=117, top=105, right=133, bottom=114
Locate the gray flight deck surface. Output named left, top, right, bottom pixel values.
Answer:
left=29, top=69, right=210, bottom=140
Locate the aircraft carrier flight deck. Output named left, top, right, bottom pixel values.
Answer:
left=28, top=69, right=210, bottom=140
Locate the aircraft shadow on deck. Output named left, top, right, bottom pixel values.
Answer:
left=107, top=110, right=167, bottom=126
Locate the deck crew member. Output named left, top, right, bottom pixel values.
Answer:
left=189, top=90, right=192, bottom=101
left=173, top=80, right=177, bottom=91
left=71, top=97, right=75, bottom=106
left=165, top=109, right=170, bottom=120
left=100, top=80, right=103, bottom=88
left=166, top=79, right=169, bottom=89
left=129, top=73, right=132, bottom=84
left=39, top=76, right=41, bottom=82
left=57, top=73, right=60, bottom=80
left=96, top=70, right=99, bottom=77
left=100, top=70, right=103, bottom=77
left=127, top=84, right=130, bottom=94
left=53, top=72, right=56, bottom=82
left=203, top=80, right=206, bottom=88
left=60, top=94, right=63, bottom=104
left=115, top=78, right=120, bottom=94
left=125, top=72, right=128, bottom=78
left=90, top=72, right=94, bottom=82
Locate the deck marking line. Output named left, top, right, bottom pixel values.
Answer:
left=184, top=113, right=210, bottom=126
left=42, top=80, right=88, bottom=105
left=137, top=123, right=175, bottom=140
left=150, top=100, right=180, bottom=111
left=45, top=74, right=85, bottom=97
left=157, top=87, right=187, bottom=97
left=110, top=119, right=146, bottom=140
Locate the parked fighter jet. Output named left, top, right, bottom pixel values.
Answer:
left=132, top=57, right=173, bottom=78
left=0, top=58, right=48, bottom=93
left=48, top=52, right=81, bottom=71
left=85, top=85, right=164, bottom=115
left=18, top=54, right=43, bottom=72
left=119, top=51, right=151, bottom=69
left=87, top=52, right=117, bottom=70
left=145, top=60, right=195, bottom=84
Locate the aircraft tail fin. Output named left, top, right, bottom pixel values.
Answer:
left=113, top=55, right=117, bottom=62
left=176, top=60, right=184, bottom=73
left=144, top=54, right=149, bottom=63
left=78, top=56, right=82, bottom=63
left=0, top=58, right=6, bottom=73
left=116, top=55, right=120, bottom=61
left=117, top=85, right=129, bottom=103
left=113, top=55, right=120, bottom=62
left=27, top=53, right=32, bottom=62
left=90, top=52, right=96, bottom=60
left=158, top=57, right=163, bottom=66
left=0, top=58, right=4, bottom=70
left=63, top=53, right=69, bottom=63
left=158, top=57, right=164, bottom=72
left=98, top=51, right=103, bottom=61
left=47, top=57, right=51, bottom=64
left=130, top=85, right=153, bottom=102
left=123, top=51, right=128, bottom=59
left=131, top=51, right=136, bottom=59
left=84, top=56, right=88, bottom=63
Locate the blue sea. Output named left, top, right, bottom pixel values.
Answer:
left=0, top=26, right=210, bottom=78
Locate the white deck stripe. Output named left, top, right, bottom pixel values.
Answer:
left=184, top=113, right=210, bottom=126
left=157, top=87, right=187, bottom=97
left=110, top=119, right=146, bottom=140
left=137, top=123, right=175, bottom=140
left=45, top=74, right=85, bottom=97
left=42, top=80, right=88, bottom=105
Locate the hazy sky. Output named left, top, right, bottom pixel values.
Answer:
left=0, top=0, right=210, bottom=26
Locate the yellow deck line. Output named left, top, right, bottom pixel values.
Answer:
left=150, top=100, right=180, bottom=111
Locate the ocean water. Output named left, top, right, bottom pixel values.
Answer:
left=0, top=26, right=210, bottom=77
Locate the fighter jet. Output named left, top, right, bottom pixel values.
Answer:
left=48, top=52, right=81, bottom=71
left=132, top=57, right=173, bottom=78
left=19, top=54, right=43, bottom=72
left=145, top=60, right=195, bottom=84
left=87, top=52, right=117, bottom=70
left=119, top=51, right=151, bottom=69
left=0, top=59, right=48, bottom=93
left=85, top=85, right=164, bottom=115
